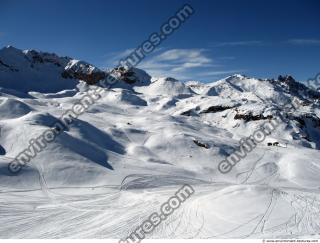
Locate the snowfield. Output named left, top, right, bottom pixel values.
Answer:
left=0, top=46, right=320, bottom=239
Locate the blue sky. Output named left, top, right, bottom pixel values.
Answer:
left=0, top=0, right=320, bottom=82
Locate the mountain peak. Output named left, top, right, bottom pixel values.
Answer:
left=4, top=45, right=18, bottom=50
left=278, top=74, right=296, bottom=83
left=228, top=74, right=247, bottom=79
left=0, top=45, right=23, bottom=56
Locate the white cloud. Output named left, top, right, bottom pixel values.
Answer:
left=103, top=48, right=240, bottom=82
left=137, top=48, right=225, bottom=80
left=103, top=47, right=165, bottom=68
left=288, top=39, right=320, bottom=46
left=102, top=48, right=135, bottom=67
left=113, top=48, right=136, bottom=59
left=171, top=62, right=207, bottom=72
left=154, top=49, right=211, bottom=63
left=197, top=70, right=245, bottom=79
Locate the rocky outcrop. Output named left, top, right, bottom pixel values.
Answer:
left=193, top=140, right=209, bottom=149
left=110, top=66, right=151, bottom=86
left=111, top=67, right=137, bottom=84
left=62, top=60, right=106, bottom=85
left=0, top=46, right=150, bottom=89
left=200, top=105, right=234, bottom=114
left=277, top=75, right=320, bottom=100
left=293, top=114, right=320, bottom=128
left=234, top=112, right=273, bottom=122
left=62, top=70, right=105, bottom=85
left=26, top=50, right=68, bottom=68
left=180, top=109, right=198, bottom=116
left=0, top=59, right=18, bottom=72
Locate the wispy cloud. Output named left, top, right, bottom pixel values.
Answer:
left=137, top=48, right=241, bottom=81
left=103, top=47, right=164, bottom=68
left=112, top=48, right=136, bottom=59
left=212, top=40, right=263, bottom=47
left=153, top=49, right=211, bottom=63
left=199, top=70, right=245, bottom=77
left=138, top=48, right=222, bottom=80
left=102, top=48, right=135, bottom=67
left=287, top=39, right=320, bottom=46
left=103, top=48, right=242, bottom=81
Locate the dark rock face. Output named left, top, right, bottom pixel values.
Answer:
left=163, top=77, right=178, bottom=82
left=26, top=50, right=71, bottom=68
left=111, top=67, right=151, bottom=85
left=24, top=49, right=106, bottom=86
left=29, top=50, right=45, bottom=64
left=0, top=59, right=18, bottom=72
left=0, top=47, right=107, bottom=86
left=293, top=114, right=320, bottom=128
left=0, top=60, right=10, bottom=68
left=193, top=140, right=209, bottom=149
left=110, top=67, right=151, bottom=85
left=294, top=116, right=306, bottom=127
left=278, top=75, right=320, bottom=100
left=181, top=110, right=193, bottom=116
left=0, top=145, right=5, bottom=155
left=181, top=105, right=236, bottom=116
left=234, top=112, right=273, bottom=122
left=290, top=114, right=320, bottom=147
left=278, top=75, right=296, bottom=84
left=61, top=60, right=106, bottom=85
left=180, top=109, right=199, bottom=116
left=62, top=69, right=106, bottom=85
left=200, top=105, right=234, bottom=114
left=111, top=67, right=137, bottom=84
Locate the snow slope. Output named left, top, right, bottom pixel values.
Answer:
left=0, top=47, right=320, bottom=239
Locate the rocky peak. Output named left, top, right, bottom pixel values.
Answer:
left=23, top=49, right=71, bottom=67
left=278, top=75, right=296, bottom=84
left=226, top=74, right=247, bottom=81
left=62, top=60, right=105, bottom=85
left=277, top=74, right=320, bottom=100
left=110, top=66, right=151, bottom=86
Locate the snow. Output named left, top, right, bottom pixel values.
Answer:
left=0, top=97, right=33, bottom=119
left=64, top=59, right=101, bottom=76
left=0, top=47, right=320, bottom=238
left=0, top=47, right=77, bottom=93
left=135, top=77, right=194, bottom=97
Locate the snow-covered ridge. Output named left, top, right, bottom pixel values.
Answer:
left=0, top=46, right=154, bottom=93
left=0, top=46, right=78, bottom=93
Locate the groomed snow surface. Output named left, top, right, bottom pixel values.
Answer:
left=1, top=47, right=320, bottom=239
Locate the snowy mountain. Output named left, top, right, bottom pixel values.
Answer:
left=1, top=46, right=320, bottom=239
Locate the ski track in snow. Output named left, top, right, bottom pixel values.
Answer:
left=1, top=168, right=320, bottom=238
